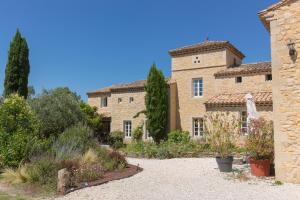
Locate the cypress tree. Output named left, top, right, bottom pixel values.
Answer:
left=4, top=30, right=30, bottom=98
left=145, top=63, right=168, bottom=144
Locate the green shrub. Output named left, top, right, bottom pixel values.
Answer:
left=52, top=123, right=94, bottom=161
left=167, top=130, right=190, bottom=144
left=30, top=87, right=83, bottom=138
left=132, top=125, right=143, bottom=142
left=80, top=103, right=104, bottom=141
left=109, top=131, right=124, bottom=149
left=27, top=157, right=59, bottom=187
left=0, top=94, right=39, bottom=167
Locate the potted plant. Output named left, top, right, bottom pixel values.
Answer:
left=204, top=112, right=240, bottom=172
left=245, top=118, right=274, bottom=177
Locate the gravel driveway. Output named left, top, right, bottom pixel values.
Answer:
left=57, top=158, right=300, bottom=200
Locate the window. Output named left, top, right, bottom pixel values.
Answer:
left=118, top=98, right=122, bottom=104
left=129, top=97, right=134, bottom=103
left=235, top=76, right=242, bottom=83
left=193, top=118, right=204, bottom=137
left=124, top=121, right=132, bottom=138
left=193, top=78, right=203, bottom=97
left=193, top=56, right=200, bottom=64
left=100, top=97, right=108, bottom=107
left=241, top=111, right=248, bottom=135
left=265, top=74, right=272, bottom=81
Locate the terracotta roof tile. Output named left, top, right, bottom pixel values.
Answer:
left=214, top=62, right=271, bottom=77
left=87, top=78, right=171, bottom=95
left=87, top=80, right=146, bottom=95
left=205, top=92, right=272, bottom=107
left=169, top=40, right=245, bottom=59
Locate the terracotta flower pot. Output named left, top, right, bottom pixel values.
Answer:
left=249, top=158, right=270, bottom=177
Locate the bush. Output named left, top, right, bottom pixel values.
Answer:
left=109, top=131, right=124, bottom=149
left=73, top=164, right=103, bottom=185
left=122, top=140, right=216, bottom=159
left=167, top=130, right=190, bottom=144
left=245, top=118, right=274, bottom=160
left=52, top=123, right=94, bottom=161
left=204, top=112, right=240, bottom=158
left=0, top=94, right=39, bottom=167
left=30, top=87, right=83, bottom=138
left=80, top=103, right=103, bottom=141
left=108, top=151, right=127, bottom=169
left=132, top=125, right=143, bottom=142
left=27, top=157, right=59, bottom=187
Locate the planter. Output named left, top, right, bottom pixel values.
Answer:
left=216, top=156, right=233, bottom=172
left=249, top=158, right=270, bottom=177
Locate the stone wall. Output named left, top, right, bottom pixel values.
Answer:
left=215, top=74, right=272, bottom=94
left=263, top=0, right=300, bottom=183
left=171, top=49, right=273, bottom=136
left=87, top=93, right=112, bottom=116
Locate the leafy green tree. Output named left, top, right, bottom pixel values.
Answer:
left=0, top=94, right=39, bottom=167
left=80, top=102, right=102, bottom=133
left=4, top=30, right=30, bottom=99
left=30, top=87, right=83, bottom=138
left=145, top=63, right=168, bottom=144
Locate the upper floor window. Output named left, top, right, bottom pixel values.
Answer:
left=124, top=121, right=132, bottom=138
left=129, top=97, right=134, bottom=103
left=118, top=98, right=122, bottom=104
left=100, top=97, right=108, bottom=107
left=193, top=78, right=203, bottom=97
left=193, top=56, right=201, bottom=64
left=265, top=74, right=272, bottom=81
left=193, top=118, right=204, bottom=137
left=241, top=111, right=248, bottom=135
left=235, top=76, right=242, bottom=83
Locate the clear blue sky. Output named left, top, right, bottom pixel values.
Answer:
left=0, top=0, right=278, bottom=101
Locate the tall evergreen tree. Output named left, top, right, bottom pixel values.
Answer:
left=145, top=63, right=168, bottom=144
left=4, top=30, right=30, bottom=98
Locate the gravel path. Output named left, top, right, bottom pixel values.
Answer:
left=57, top=158, right=300, bottom=200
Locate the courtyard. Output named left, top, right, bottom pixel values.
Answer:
left=57, top=158, right=300, bottom=200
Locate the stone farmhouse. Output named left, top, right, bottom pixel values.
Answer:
left=88, top=0, right=300, bottom=183
left=87, top=42, right=273, bottom=140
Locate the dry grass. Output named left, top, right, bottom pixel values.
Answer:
left=80, top=149, right=98, bottom=165
left=1, top=165, right=29, bottom=185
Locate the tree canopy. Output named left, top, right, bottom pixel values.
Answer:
left=4, top=30, right=30, bottom=99
left=145, top=64, right=168, bottom=143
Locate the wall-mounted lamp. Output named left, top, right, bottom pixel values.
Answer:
left=287, top=40, right=296, bottom=56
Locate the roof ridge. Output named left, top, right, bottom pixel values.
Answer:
left=219, top=91, right=272, bottom=95
left=240, top=61, right=271, bottom=66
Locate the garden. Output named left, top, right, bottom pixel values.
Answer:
left=0, top=31, right=137, bottom=199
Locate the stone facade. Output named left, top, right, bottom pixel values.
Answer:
left=259, top=0, right=300, bottom=183
left=88, top=43, right=273, bottom=140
